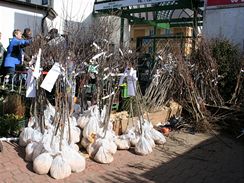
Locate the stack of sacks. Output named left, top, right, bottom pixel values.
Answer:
left=79, top=105, right=119, bottom=164
left=81, top=105, right=105, bottom=149
left=19, top=104, right=86, bottom=179
left=114, top=134, right=131, bottom=150
left=63, top=116, right=81, bottom=151
left=77, top=110, right=91, bottom=129
left=133, top=119, right=166, bottom=156
left=122, top=127, right=140, bottom=147
left=86, top=129, right=117, bottom=164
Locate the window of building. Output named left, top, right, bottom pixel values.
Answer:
left=13, top=0, right=50, bottom=6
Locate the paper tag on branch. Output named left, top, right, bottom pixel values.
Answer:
left=33, top=48, right=42, bottom=79
left=41, top=63, right=61, bottom=92
left=26, top=69, right=36, bottom=98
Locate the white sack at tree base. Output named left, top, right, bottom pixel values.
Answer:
left=70, top=143, right=80, bottom=152
left=125, top=129, right=139, bottom=147
left=142, top=119, right=154, bottom=129
left=135, top=136, right=153, bottom=156
left=115, top=137, right=130, bottom=150
left=86, top=141, right=101, bottom=157
left=50, top=155, right=71, bottom=179
left=83, top=114, right=102, bottom=139
left=33, top=152, right=53, bottom=175
left=92, top=138, right=116, bottom=164
left=32, top=142, right=45, bottom=161
left=103, top=133, right=117, bottom=155
left=77, top=110, right=91, bottom=129
left=44, top=102, right=55, bottom=127
left=150, top=128, right=166, bottom=145
left=31, top=130, right=43, bottom=143
left=19, top=127, right=34, bottom=147
left=144, top=129, right=155, bottom=148
left=94, top=147, right=114, bottom=164
left=42, top=134, right=60, bottom=155
left=25, top=141, right=38, bottom=162
left=93, top=145, right=114, bottom=164
left=62, top=147, right=86, bottom=173
left=69, top=127, right=81, bottom=144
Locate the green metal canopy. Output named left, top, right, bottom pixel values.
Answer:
left=94, top=0, right=204, bottom=28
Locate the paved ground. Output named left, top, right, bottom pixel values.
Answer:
left=0, top=131, right=243, bottom=183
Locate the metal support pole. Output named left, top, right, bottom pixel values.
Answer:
left=192, top=0, right=198, bottom=52
left=153, top=25, right=157, bottom=56
left=120, top=17, right=125, bottom=48
left=153, top=9, right=158, bottom=57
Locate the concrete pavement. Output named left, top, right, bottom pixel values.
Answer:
left=0, top=132, right=243, bottom=183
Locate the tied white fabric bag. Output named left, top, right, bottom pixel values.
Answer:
left=135, top=135, right=153, bottom=156
left=115, top=136, right=130, bottom=150
left=62, top=147, right=86, bottom=173
left=19, top=127, right=34, bottom=147
left=32, top=142, right=45, bottom=161
left=77, top=110, right=91, bottom=129
left=125, top=129, right=139, bottom=147
left=92, top=138, right=115, bottom=164
left=50, top=155, right=71, bottom=179
left=144, top=129, right=156, bottom=148
left=83, top=106, right=102, bottom=139
left=150, top=128, right=166, bottom=145
left=93, top=141, right=114, bottom=164
left=25, top=141, right=38, bottom=162
left=33, top=152, right=53, bottom=175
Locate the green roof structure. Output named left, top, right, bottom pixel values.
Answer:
left=94, top=0, right=204, bottom=51
left=94, top=0, right=204, bottom=28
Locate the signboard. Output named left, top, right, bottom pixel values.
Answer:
left=207, top=0, right=244, bottom=6
left=95, top=0, right=175, bottom=11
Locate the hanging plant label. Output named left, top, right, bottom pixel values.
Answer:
left=40, top=62, right=61, bottom=92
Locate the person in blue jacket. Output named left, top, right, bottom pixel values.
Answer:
left=3, top=29, right=31, bottom=75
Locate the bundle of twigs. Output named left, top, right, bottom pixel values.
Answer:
left=190, top=40, right=224, bottom=106
left=144, top=46, right=178, bottom=111
left=175, top=56, right=212, bottom=131
left=143, top=40, right=227, bottom=131
left=23, top=17, right=125, bottom=135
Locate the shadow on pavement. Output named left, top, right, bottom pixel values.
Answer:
left=93, top=134, right=244, bottom=183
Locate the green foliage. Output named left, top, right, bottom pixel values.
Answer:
left=0, top=114, right=25, bottom=137
left=210, top=39, right=241, bottom=101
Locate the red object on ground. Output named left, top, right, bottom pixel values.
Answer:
left=161, top=127, right=170, bottom=136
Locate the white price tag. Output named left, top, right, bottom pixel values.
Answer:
left=40, top=63, right=61, bottom=92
